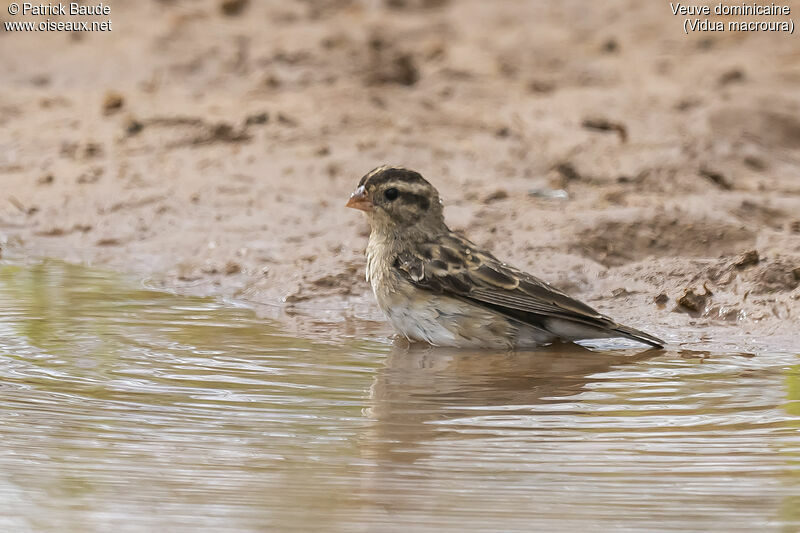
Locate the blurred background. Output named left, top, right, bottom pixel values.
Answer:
left=2, top=0, right=800, bottom=339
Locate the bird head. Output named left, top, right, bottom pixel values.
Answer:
left=346, top=165, right=445, bottom=234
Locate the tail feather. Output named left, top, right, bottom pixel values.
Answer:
left=612, top=324, right=664, bottom=349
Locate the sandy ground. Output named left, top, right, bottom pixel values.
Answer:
left=1, top=0, right=800, bottom=348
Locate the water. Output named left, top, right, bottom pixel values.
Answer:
left=0, top=261, right=798, bottom=532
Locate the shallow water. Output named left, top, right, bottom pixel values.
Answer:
left=0, top=260, right=798, bottom=532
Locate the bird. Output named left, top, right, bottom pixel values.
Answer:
left=346, top=165, right=665, bottom=350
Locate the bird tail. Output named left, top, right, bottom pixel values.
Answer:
left=612, top=324, right=665, bottom=349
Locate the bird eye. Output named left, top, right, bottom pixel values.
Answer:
left=384, top=187, right=399, bottom=201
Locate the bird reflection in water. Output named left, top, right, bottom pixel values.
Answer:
left=361, top=342, right=662, bottom=464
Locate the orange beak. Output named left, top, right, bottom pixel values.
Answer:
left=345, top=186, right=373, bottom=212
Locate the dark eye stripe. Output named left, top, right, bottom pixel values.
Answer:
left=401, top=191, right=430, bottom=211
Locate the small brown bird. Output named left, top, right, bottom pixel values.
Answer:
left=347, top=165, right=664, bottom=349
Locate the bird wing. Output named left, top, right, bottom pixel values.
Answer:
left=393, top=232, right=663, bottom=347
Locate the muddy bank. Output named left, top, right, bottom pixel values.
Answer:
left=2, top=0, right=800, bottom=347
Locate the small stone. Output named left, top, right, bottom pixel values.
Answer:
left=225, top=261, right=241, bottom=275
left=676, top=287, right=711, bottom=313
left=102, top=91, right=124, bottom=115
left=581, top=117, right=628, bottom=142
left=366, top=43, right=419, bottom=86
left=326, top=162, right=340, bottom=178
left=83, top=142, right=103, bottom=158
left=699, top=167, right=733, bottom=190
left=697, top=37, right=715, bottom=50
left=125, top=117, right=144, bottom=136
left=36, top=227, right=66, bottom=237
left=220, top=0, right=248, bottom=16
left=743, top=156, right=766, bottom=171
left=675, top=98, right=701, bottom=111
left=554, top=162, right=582, bottom=182
left=277, top=113, right=297, bottom=127
left=527, top=80, right=555, bottom=94
left=76, top=167, right=102, bottom=184
left=284, top=291, right=311, bottom=303
left=718, top=68, right=745, bottom=86
left=529, top=188, right=569, bottom=200
left=601, top=38, right=619, bottom=53
left=263, top=75, right=281, bottom=89
left=733, top=250, right=759, bottom=269
left=483, top=189, right=508, bottom=203
left=654, top=293, right=669, bottom=306
left=244, top=112, right=269, bottom=126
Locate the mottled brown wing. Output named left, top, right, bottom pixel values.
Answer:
left=393, top=232, right=617, bottom=330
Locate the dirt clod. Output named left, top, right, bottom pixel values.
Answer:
left=676, top=287, right=711, bottom=314
left=102, top=92, right=124, bottom=115
left=483, top=189, right=508, bottom=203
left=124, top=117, right=144, bottom=136
left=528, top=80, right=555, bottom=93
left=733, top=250, right=759, bottom=270
left=366, top=36, right=420, bottom=86
left=601, top=38, right=619, bottom=53
left=581, top=118, right=627, bottom=142
left=244, top=112, right=269, bottom=126
left=752, top=261, right=800, bottom=293
left=718, top=68, right=745, bottom=86
left=743, top=156, right=766, bottom=171
left=554, top=162, right=582, bottom=182
left=277, top=113, right=297, bottom=127
left=386, top=0, right=449, bottom=8
left=699, top=167, right=732, bottom=190
left=191, top=123, right=250, bottom=145
left=76, top=168, right=103, bottom=184
left=220, top=0, right=248, bottom=16
left=36, top=227, right=66, bottom=237
left=225, top=261, right=242, bottom=275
